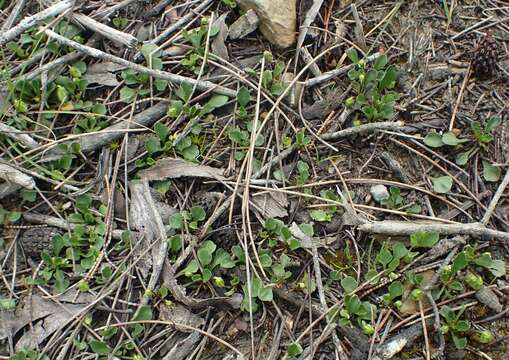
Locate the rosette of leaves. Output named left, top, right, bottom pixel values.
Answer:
left=181, top=18, right=220, bottom=74
left=345, top=49, right=400, bottom=122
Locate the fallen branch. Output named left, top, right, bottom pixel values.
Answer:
left=1, top=0, right=28, bottom=31
left=73, top=13, right=138, bottom=48
left=0, top=0, right=75, bottom=47
left=0, top=122, right=40, bottom=149
left=43, top=28, right=236, bottom=97
left=0, top=163, right=35, bottom=189
left=321, top=121, right=405, bottom=141
left=358, top=220, right=509, bottom=241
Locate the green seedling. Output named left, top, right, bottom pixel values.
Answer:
left=423, top=116, right=502, bottom=181
left=345, top=49, right=400, bottom=123
left=440, top=305, right=470, bottom=349
left=375, top=186, right=422, bottom=214
left=241, top=276, right=273, bottom=313
left=181, top=18, right=220, bottom=74
left=262, top=217, right=301, bottom=250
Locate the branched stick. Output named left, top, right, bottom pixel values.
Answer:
left=43, top=28, right=236, bottom=97
left=73, top=13, right=138, bottom=48
left=321, top=121, right=405, bottom=141
left=0, top=0, right=75, bottom=47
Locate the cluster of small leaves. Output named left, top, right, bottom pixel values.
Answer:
left=309, top=189, right=344, bottom=222
left=119, top=44, right=168, bottom=102
left=181, top=18, right=220, bottom=74
left=11, top=350, right=50, bottom=360
left=0, top=206, right=21, bottom=225
left=448, top=245, right=505, bottom=279
left=345, top=49, right=400, bottom=123
left=338, top=276, right=377, bottom=335
left=423, top=117, right=502, bottom=182
left=256, top=51, right=288, bottom=96
left=440, top=305, right=470, bottom=349
left=263, top=218, right=301, bottom=250
left=31, top=195, right=106, bottom=292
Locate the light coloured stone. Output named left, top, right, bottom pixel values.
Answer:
left=370, top=184, right=389, bottom=202
left=237, top=0, right=296, bottom=48
left=229, top=9, right=259, bottom=40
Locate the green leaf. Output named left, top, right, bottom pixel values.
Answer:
left=206, top=94, right=229, bottom=109
left=341, top=276, right=358, bottom=293
left=452, top=334, right=467, bottom=349
left=377, top=247, right=393, bottom=267
left=455, top=320, right=470, bottom=332
left=485, top=117, right=501, bottom=132
left=374, top=54, right=388, bottom=70
left=182, top=144, right=199, bottom=161
left=133, top=305, right=152, bottom=321
left=474, top=253, right=493, bottom=268
left=258, top=286, right=273, bottom=301
left=197, top=242, right=216, bottom=266
left=288, top=342, right=303, bottom=356
left=154, top=122, right=169, bottom=141
left=191, top=206, right=206, bottom=221
left=299, top=223, right=314, bottom=237
left=182, top=259, right=199, bottom=275
left=309, top=209, right=330, bottom=222
left=176, top=82, right=193, bottom=102
left=54, top=269, right=70, bottom=293
left=410, top=231, right=439, bottom=248
left=388, top=280, right=404, bottom=300
left=346, top=48, right=359, bottom=63
left=431, top=175, right=453, bottom=193
left=489, top=259, right=506, bottom=277
left=237, top=86, right=250, bottom=107
left=144, top=136, right=161, bottom=155
left=379, top=65, right=397, bottom=90
left=52, top=234, right=65, bottom=256
left=119, top=86, right=136, bottom=103
left=442, top=132, right=467, bottom=146
left=482, top=161, right=501, bottom=182
left=89, top=340, right=110, bottom=355
left=456, top=149, right=473, bottom=166
left=451, top=252, right=468, bottom=273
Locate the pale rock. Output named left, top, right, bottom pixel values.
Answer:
left=237, top=0, right=296, bottom=48
left=229, top=9, right=259, bottom=40
left=370, top=184, right=389, bottom=202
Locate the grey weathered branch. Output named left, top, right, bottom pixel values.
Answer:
left=43, top=28, right=236, bottom=97
left=358, top=220, right=509, bottom=241
left=0, top=123, right=40, bottom=149
left=321, top=121, right=405, bottom=141
left=0, top=0, right=75, bottom=47
left=1, top=0, right=28, bottom=31
left=73, top=13, right=138, bottom=48
left=0, top=163, right=35, bottom=189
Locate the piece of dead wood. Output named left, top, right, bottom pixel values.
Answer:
left=0, top=163, right=35, bottom=189
left=321, top=121, right=405, bottom=141
left=372, top=319, right=434, bottom=360
left=73, top=13, right=138, bottom=48
left=251, top=191, right=288, bottom=218
left=83, top=61, right=125, bottom=86
left=0, top=122, right=40, bottom=150
left=0, top=294, right=86, bottom=351
left=358, top=220, right=509, bottom=242
left=228, top=9, right=259, bottom=40
left=1, top=0, right=27, bottom=31
left=0, top=0, right=75, bottom=47
left=138, top=157, right=226, bottom=181
left=212, top=13, right=230, bottom=61
left=351, top=4, right=367, bottom=52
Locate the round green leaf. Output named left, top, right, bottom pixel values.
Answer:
left=423, top=132, right=444, bottom=147
left=482, top=161, right=501, bottom=182
left=431, top=175, right=453, bottom=193
left=341, top=276, right=358, bottom=293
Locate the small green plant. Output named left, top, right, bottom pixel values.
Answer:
left=221, top=0, right=237, bottom=8
left=440, top=305, right=470, bottom=349
left=181, top=18, right=220, bottom=74
left=241, top=276, right=273, bottom=312
left=179, top=240, right=235, bottom=283
left=338, top=276, right=377, bottom=335
left=0, top=206, right=21, bottom=225
left=31, top=195, right=106, bottom=292
left=119, top=44, right=168, bottom=102
left=112, top=17, right=128, bottom=29
left=374, top=186, right=421, bottom=214
left=423, top=117, right=502, bottom=181
left=262, top=218, right=301, bottom=250
left=344, top=49, right=399, bottom=123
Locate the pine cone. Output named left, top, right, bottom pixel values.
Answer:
left=471, top=33, right=500, bottom=77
